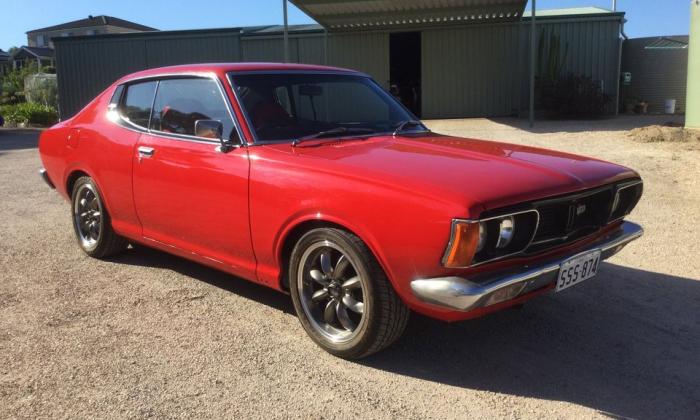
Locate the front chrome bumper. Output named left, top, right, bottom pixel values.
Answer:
left=411, top=221, right=643, bottom=311
left=39, top=168, right=55, bottom=189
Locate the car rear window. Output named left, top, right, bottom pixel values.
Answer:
left=120, top=81, right=157, bottom=129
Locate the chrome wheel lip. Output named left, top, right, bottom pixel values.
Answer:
left=73, top=183, right=102, bottom=252
left=297, top=240, right=368, bottom=344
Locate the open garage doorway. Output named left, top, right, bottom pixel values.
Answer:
left=390, top=31, right=422, bottom=117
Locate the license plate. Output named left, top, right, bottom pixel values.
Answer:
left=556, top=250, right=601, bottom=292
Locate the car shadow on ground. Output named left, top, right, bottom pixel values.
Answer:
left=488, top=115, right=686, bottom=134
left=112, top=245, right=295, bottom=315
left=111, top=247, right=699, bottom=419
left=361, top=262, right=700, bottom=419
left=0, top=129, right=41, bottom=152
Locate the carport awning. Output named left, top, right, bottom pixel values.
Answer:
left=289, top=0, right=528, bottom=30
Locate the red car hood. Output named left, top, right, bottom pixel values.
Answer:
left=275, top=133, right=638, bottom=215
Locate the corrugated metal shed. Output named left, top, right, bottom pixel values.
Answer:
left=54, top=28, right=242, bottom=118
left=328, top=32, right=389, bottom=85
left=54, top=7, right=623, bottom=120
left=622, top=36, right=688, bottom=113
left=422, top=23, right=522, bottom=118
left=424, top=12, right=622, bottom=118
left=240, top=31, right=388, bottom=87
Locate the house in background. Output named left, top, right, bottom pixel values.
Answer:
left=11, top=46, right=55, bottom=71
left=27, top=15, right=157, bottom=49
left=0, top=49, right=10, bottom=75
left=9, top=15, right=157, bottom=72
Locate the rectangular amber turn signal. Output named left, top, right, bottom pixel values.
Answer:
left=442, top=221, right=480, bottom=268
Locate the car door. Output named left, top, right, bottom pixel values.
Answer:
left=131, top=76, right=256, bottom=279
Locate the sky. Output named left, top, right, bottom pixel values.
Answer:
left=0, top=0, right=692, bottom=52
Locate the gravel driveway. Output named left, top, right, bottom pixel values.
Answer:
left=1, top=118, right=699, bottom=419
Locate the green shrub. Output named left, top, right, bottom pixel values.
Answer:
left=25, top=73, right=58, bottom=108
left=0, top=64, right=54, bottom=105
left=0, top=102, right=58, bottom=126
left=537, top=74, right=611, bottom=119
left=551, top=75, right=611, bottom=118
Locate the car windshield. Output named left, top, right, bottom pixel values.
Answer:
left=229, top=72, right=418, bottom=143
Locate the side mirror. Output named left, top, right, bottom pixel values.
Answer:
left=195, top=119, right=234, bottom=153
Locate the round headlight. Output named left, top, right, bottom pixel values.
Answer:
left=496, top=217, right=514, bottom=249
left=476, top=222, right=487, bottom=252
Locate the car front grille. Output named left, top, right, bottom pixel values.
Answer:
left=526, top=180, right=642, bottom=254
left=470, top=179, right=643, bottom=265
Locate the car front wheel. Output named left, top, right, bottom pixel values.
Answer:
left=289, top=228, right=409, bottom=359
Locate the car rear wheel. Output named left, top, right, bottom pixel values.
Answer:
left=71, top=176, right=128, bottom=258
left=289, top=228, right=409, bottom=359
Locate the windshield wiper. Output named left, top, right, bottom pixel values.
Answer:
left=393, top=120, right=429, bottom=136
left=292, top=127, right=375, bottom=146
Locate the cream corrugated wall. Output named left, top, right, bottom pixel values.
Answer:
left=686, top=1, right=700, bottom=129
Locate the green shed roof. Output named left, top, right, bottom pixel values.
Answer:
left=522, top=6, right=618, bottom=18
left=645, top=36, right=689, bottom=50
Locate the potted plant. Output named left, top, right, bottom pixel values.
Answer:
left=623, top=97, right=637, bottom=114
left=634, top=100, right=649, bottom=114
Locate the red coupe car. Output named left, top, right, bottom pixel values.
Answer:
left=39, top=63, right=643, bottom=358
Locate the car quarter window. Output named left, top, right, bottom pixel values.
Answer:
left=150, top=78, right=236, bottom=141
left=109, top=85, right=124, bottom=106
left=120, top=81, right=157, bottom=129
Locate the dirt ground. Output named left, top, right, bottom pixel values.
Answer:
left=1, top=116, right=699, bottom=419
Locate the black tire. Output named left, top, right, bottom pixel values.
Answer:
left=70, top=176, right=128, bottom=258
left=289, top=228, right=409, bottom=359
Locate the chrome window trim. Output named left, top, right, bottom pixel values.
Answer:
left=228, top=69, right=369, bottom=77
left=107, top=72, right=247, bottom=147
left=441, top=209, right=541, bottom=269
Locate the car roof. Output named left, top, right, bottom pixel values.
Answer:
left=115, top=62, right=360, bottom=84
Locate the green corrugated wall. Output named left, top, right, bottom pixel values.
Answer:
left=55, top=30, right=242, bottom=118
left=55, top=14, right=621, bottom=120
left=240, top=32, right=389, bottom=87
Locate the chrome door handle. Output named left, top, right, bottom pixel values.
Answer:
left=137, top=146, right=154, bottom=157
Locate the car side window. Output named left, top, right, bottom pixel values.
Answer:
left=150, top=78, right=236, bottom=141
left=120, top=81, right=157, bottom=129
